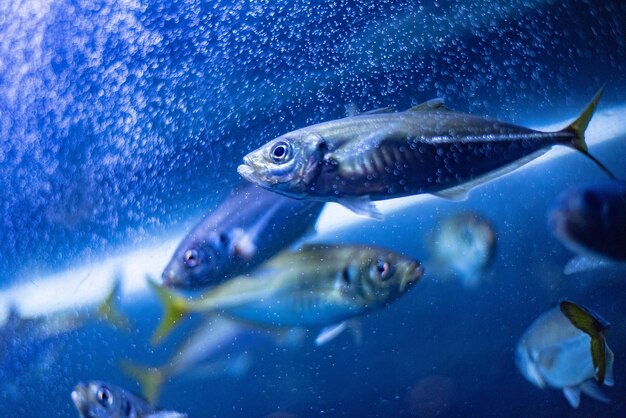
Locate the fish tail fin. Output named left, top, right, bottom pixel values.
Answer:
left=120, top=360, right=165, bottom=405
left=95, top=279, right=131, bottom=332
left=148, top=277, right=191, bottom=346
left=562, top=86, right=616, bottom=179
left=559, top=300, right=611, bottom=385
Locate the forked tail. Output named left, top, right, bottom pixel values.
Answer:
left=562, top=86, right=616, bottom=179
left=148, top=276, right=191, bottom=346
left=120, top=360, right=166, bottom=405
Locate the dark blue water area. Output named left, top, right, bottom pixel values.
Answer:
left=2, top=0, right=626, bottom=417
left=3, top=135, right=625, bottom=418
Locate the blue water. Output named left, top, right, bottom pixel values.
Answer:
left=1, top=0, right=626, bottom=417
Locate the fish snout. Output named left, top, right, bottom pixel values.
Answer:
left=71, top=383, right=88, bottom=410
left=162, top=268, right=183, bottom=288
left=401, top=261, right=424, bottom=291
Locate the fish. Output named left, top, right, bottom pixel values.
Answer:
left=71, top=381, right=187, bottom=418
left=162, top=182, right=325, bottom=288
left=238, top=89, right=614, bottom=219
left=428, top=212, right=495, bottom=288
left=547, top=180, right=626, bottom=274
left=0, top=280, right=129, bottom=400
left=515, top=300, right=614, bottom=408
left=150, top=244, right=423, bottom=345
left=122, top=315, right=304, bottom=404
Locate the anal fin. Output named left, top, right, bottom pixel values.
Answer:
left=563, top=386, right=581, bottom=408
left=337, top=196, right=383, bottom=220
left=563, top=255, right=611, bottom=275
left=580, top=380, right=610, bottom=403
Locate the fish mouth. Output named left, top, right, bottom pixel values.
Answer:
left=237, top=158, right=260, bottom=185
left=161, top=267, right=183, bottom=288
left=401, top=261, right=424, bottom=291
left=71, top=384, right=88, bottom=412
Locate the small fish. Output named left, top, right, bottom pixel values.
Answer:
left=162, top=182, right=324, bottom=288
left=122, top=315, right=304, bottom=403
left=429, top=212, right=495, bottom=288
left=1, top=280, right=128, bottom=382
left=71, top=381, right=186, bottom=418
left=548, top=180, right=626, bottom=274
left=515, top=301, right=614, bottom=408
left=150, top=244, right=423, bottom=344
left=238, top=89, right=614, bottom=219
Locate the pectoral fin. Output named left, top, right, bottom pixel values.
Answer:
left=563, top=386, right=581, bottom=408
left=563, top=255, right=611, bottom=275
left=337, top=196, right=383, bottom=220
left=231, top=228, right=257, bottom=260
left=315, top=320, right=362, bottom=346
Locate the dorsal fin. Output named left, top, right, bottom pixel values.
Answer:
left=360, top=107, right=395, bottom=115
left=408, top=98, right=451, bottom=112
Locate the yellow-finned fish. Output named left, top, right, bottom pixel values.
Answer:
left=515, top=301, right=614, bottom=408
left=238, top=89, right=614, bottom=219
left=150, top=244, right=423, bottom=345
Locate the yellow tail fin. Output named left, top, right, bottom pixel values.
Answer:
left=560, top=300, right=610, bottom=385
left=563, top=86, right=616, bottom=179
left=95, top=278, right=131, bottom=332
left=148, top=277, right=191, bottom=346
left=120, top=360, right=165, bottom=405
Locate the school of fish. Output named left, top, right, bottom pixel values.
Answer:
left=16, top=87, right=616, bottom=416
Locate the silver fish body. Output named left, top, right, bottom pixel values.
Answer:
left=239, top=91, right=610, bottom=217
left=71, top=381, right=186, bottom=418
left=151, top=245, right=423, bottom=342
left=162, top=183, right=324, bottom=288
left=515, top=303, right=614, bottom=408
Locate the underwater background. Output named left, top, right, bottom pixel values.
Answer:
left=1, top=0, right=626, bottom=417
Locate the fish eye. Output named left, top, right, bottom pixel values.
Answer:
left=270, top=141, right=291, bottom=163
left=583, top=191, right=602, bottom=210
left=96, top=386, right=112, bottom=407
left=371, top=258, right=393, bottom=281
left=341, top=267, right=351, bottom=285
left=183, top=249, right=200, bottom=268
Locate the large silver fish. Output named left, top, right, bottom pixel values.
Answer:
left=71, top=381, right=186, bottom=418
left=515, top=301, right=614, bottom=408
left=548, top=180, right=626, bottom=274
left=162, top=183, right=324, bottom=288
left=238, top=89, right=613, bottom=218
left=150, top=244, right=423, bottom=344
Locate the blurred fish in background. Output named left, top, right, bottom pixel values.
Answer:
left=426, top=212, right=496, bottom=288
left=162, top=183, right=324, bottom=289
left=122, top=315, right=304, bottom=404
left=71, top=380, right=187, bottom=418
left=150, top=244, right=423, bottom=345
left=548, top=180, right=626, bottom=274
left=1, top=281, right=128, bottom=401
left=515, top=301, right=614, bottom=408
